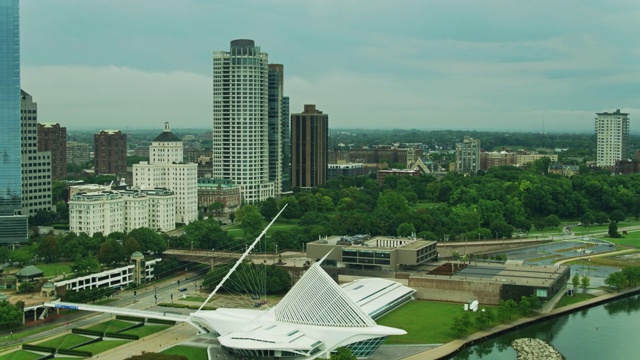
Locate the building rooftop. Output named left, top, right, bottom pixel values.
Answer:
left=415, top=261, right=567, bottom=288
left=312, top=235, right=434, bottom=250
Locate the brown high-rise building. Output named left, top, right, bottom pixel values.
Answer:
left=94, top=130, right=127, bottom=175
left=38, top=123, right=67, bottom=180
left=291, top=104, right=328, bottom=189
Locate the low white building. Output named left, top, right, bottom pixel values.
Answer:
left=68, top=188, right=175, bottom=236
left=133, top=122, right=198, bottom=224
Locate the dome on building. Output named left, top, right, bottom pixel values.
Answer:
left=130, top=251, right=145, bottom=260
left=152, top=122, right=181, bottom=142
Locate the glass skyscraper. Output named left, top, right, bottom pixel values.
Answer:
left=0, top=0, right=28, bottom=243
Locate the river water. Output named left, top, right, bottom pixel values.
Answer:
left=449, top=293, right=640, bottom=360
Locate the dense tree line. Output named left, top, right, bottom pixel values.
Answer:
left=245, top=165, right=640, bottom=253
left=0, top=300, right=24, bottom=329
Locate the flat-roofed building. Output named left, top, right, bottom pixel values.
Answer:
left=38, top=122, right=67, bottom=180
left=306, top=235, right=438, bottom=269
left=67, top=141, right=91, bottom=166
left=516, top=153, right=558, bottom=166
left=197, top=178, right=241, bottom=214
left=327, top=163, right=367, bottom=180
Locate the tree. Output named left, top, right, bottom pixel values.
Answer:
left=98, top=238, right=126, bottom=265
left=229, top=211, right=235, bottom=224
left=209, top=201, right=225, bottom=216
left=622, top=267, right=640, bottom=287
left=9, top=247, right=33, bottom=266
left=518, top=296, right=532, bottom=316
left=123, top=237, right=141, bottom=258
left=0, top=246, right=9, bottom=264
left=605, top=271, right=628, bottom=290
left=581, top=276, right=590, bottom=292
left=241, top=211, right=265, bottom=239
left=72, top=254, right=101, bottom=275
left=450, top=316, right=469, bottom=337
left=128, top=228, right=166, bottom=254
left=544, top=214, right=561, bottom=229
left=0, top=300, right=24, bottom=329
left=609, top=209, right=626, bottom=223
left=38, top=235, right=60, bottom=263
left=259, top=197, right=279, bottom=219
left=572, top=274, right=580, bottom=290
left=608, top=221, right=621, bottom=238
left=330, top=347, right=357, bottom=360
left=397, top=222, right=416, bottom=237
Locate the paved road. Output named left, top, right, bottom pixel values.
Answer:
left=0, top=272, right=205, bottom=356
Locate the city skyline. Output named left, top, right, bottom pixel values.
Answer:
left=18, top=0, right=640, bottom=132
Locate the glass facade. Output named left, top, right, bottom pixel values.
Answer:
left=0, top=0, right=27, bottom=243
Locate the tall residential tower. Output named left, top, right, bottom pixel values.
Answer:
left=0, top=0, right=28, bottom=243
left=212, top=39, right=276, bottom=203
left=595, top=109, right=629, bottom=168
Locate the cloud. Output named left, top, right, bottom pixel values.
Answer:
left=21, top=65, right=212, bottom=130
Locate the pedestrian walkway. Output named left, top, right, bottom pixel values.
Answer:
left=90, top=322, right=196, bottom=359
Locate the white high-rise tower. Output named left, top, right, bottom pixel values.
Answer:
left=212, top=39, right=276, bottom=203
left=595, top=109, right=629, bottom=168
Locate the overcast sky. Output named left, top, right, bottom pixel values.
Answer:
left=20, top=0, right=640, bottom=133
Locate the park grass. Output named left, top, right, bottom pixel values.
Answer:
left=376, top=300, right=499, bottom=344
left=554, top=293, right=595, bottom=308
left=566, top=252, right=640, bottom=268
left=86, top=319, right=135, bottom=333
left=74, top=339, right=129, bottom=354
left=121, top=325, right=170, bottom=337
left=37, top=334, right=92, bottom=349
left=35, top=262, right=72, bottom=278
left=0, top=350, right=43, bottom=360
left=0, top=324, right=59, bottom=352
left=601, top=232, right=640, bottom=249
left=162, top=345, right=208, bottom=359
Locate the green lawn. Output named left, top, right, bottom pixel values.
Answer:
left=0, top=350, right=43, bottom=360
left=121, top=325, right=170, bottom=337
left=86, top=319, right=136, bottom=333
left=376, top=300, right=499, bottom=344
left=37, top=334, right=92, bottom=349
left=162, top=345, right=208, bottom=360
left=601, top=232, right=640, bottom=248
left=0, top=324, right=59, bottom=352
left=181, top=296, right=207, bottom=303
left=554, top=293, right=595, bottom=308
left=35, top=262, right=73, bottom=278
left=75, top=339, right=129, bottom=354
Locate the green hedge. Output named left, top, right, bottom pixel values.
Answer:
left=105, top=332, right=139, bottom=340
left=22, top=344, right=55, bottom=353
left=57, top=348, right=93, bottom=357
left=116, top=315, right=145, bottom=322
left=147, top=318, right=176, bottom=325
left=72, top=328, right=103, bottom=337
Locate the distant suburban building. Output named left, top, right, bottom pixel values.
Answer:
left=306, top=235, right=438, bottom=269
left=133, top=122, right=198, bottom=224
left=481, top=151, right=517, bottom=170
left=38, top=122, right=67, bottom=180
left=549, top=164, right=580, bottom=177
left=197, top=178, right=241, bottom=214
left=327, top=163, right=367, bottom=181
left=455, top=136, right=481, bottom=174
left=516, top=153, right=558, bottom=166
left=291, top=104, right=329, bottom=189
left=134, top=146, right=149, bottom=157
left=20, top=90, right=54, bottom=216
left=595, top=109, right=629, bottom=168
left=347, top=147, right=423, bottom=168
left=94, top=129, right=127, bottom=175
left=68, top=186, right=176, bottom=236
left=614, top=160, right=640, bottom=175
left=67, top=141, right=91, bottom=166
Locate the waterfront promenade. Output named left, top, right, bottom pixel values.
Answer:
left=403, top=287, right=640, bottom=359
